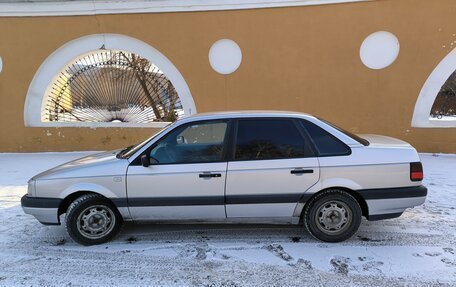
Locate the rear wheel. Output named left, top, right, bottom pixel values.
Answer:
left=304, top=189, right=361, bottom=242
left=65, top=194, right=122, bottom=245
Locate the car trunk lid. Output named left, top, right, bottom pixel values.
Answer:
left=357, top=134, right=412, bottom=148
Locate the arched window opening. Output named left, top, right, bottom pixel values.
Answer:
left=42, top=50, right=184, bottom=124
left=430, top=70, right=456, bottom=120
left=412, top=48, right=456, bottom=128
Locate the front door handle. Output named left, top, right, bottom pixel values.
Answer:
left=290, top=169, right=314, bottom=175
left=199, top=173, right=222, bottom=178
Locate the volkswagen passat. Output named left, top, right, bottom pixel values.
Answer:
left=21, top=111, right=427, bottom=245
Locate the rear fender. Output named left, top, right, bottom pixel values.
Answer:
left=293, top=178, right=362, bottom=217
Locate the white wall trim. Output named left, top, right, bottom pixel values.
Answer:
left=24, top=33, right=196, bottom=128
left=1, top=0, right=370, bottom=17
left=411, top=48, right=456, bottom=128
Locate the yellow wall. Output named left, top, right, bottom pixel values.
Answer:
left=0, top=0, right=455, bottom=152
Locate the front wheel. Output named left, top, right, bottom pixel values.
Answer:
left=303, top=190, right=361, bottom=242
left=65, top=194, right=122, bottom=245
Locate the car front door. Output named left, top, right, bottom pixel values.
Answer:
left=225, top=118, right=320, bottom=219
left=127, top=120, right=230, bottom=220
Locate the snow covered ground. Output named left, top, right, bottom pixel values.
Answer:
left=0, top=152, right=455, bottom=286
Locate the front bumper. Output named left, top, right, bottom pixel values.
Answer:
left=21, top=195, right=61, bottom=225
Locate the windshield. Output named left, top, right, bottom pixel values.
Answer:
left=318, top=117, right=370, bottom=146
left=116, top=122, right=176, bottom=159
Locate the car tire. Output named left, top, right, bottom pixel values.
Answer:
left=304, top=189, right=361, bottom=242
left=65, top=193, right=122, bottom=245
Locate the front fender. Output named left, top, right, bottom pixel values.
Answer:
left=59, top=182, right=119, bottom=199
left=58, top=181, right=131, bottom=220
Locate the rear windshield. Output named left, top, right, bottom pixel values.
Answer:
left=318, top=118, right=370, bottom=146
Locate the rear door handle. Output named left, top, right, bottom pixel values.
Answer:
left=199, top=173, right=222, bottom=178
left=290, top=169, right=314, bottom=175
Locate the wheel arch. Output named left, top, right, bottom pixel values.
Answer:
left=299, top=187, right=369, bottom=223
left=57, top=190, right=120, bottom=217
left=58, top=190, right=93, bottom=216
left=57, top=182, right=130, bottom=219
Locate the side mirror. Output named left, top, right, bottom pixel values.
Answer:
left=140, top=154, right=150, bottom=167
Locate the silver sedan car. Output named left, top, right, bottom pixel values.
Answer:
left=22, top=111, right=427, bottom=245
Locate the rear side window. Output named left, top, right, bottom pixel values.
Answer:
left=234, top=119, right=315, bottom=161
left=300, top=120, right=351, bottom=157
left=318, top=117, right=369, bottom=146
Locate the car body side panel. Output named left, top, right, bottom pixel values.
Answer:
left=126, top=162, right=227, bottom=220
left=318, top=147, right=421, bottom=190
left=318, top=163, right=414, bottom=190
left=226, top=158, right=320, bottom=219
left=293, top=146, right=423, bottom=219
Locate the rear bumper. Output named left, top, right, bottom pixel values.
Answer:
left=358, top=185, right=427, bottom=221
left=21, top=195, right=61, bottom=225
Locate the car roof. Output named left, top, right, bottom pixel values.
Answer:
left=178, top=110, right=363, bottom=148
left=182, top=110, right=315, bottom=121
left=126, top=110, right=363, bottom=160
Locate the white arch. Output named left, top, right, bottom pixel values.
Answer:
left=24, top=34, right=196, bottom=128
left=412, top=48, right=456, bottom=128
left=1, top=1, right=369, bottom=17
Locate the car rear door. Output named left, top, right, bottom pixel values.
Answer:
left=126, top=120, right=230, bottom=220
left=225, top=118, right=320, bottom=219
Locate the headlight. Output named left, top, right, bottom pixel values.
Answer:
left=27, top=180, right=36, bottom=196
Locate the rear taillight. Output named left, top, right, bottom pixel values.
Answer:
left=410, top=162, right=423, bottom=181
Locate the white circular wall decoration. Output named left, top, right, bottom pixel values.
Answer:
left=0, top=56, right=3, bottom=73
left=360, top=31, right=400, bottom=70
left=209, top=39, right=242, bottom=75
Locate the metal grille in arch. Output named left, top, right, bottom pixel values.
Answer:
left=430, top=70, right=456, bottom=120
left=43, top=50, right=184, bottom=123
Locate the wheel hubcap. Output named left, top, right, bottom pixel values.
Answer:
left=76, top=205, right=115, bottom=239
left=315, top=200, right=352, bottom=235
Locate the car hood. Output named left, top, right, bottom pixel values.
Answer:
left=31, top=150, right=125, bottom=180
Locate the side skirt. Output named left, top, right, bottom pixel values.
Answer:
left=131, top=217, right=298, bottom=225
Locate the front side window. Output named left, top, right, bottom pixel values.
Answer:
left=149, top=121, right=228, bottom=164
left=234, top=119, right=314, bottom=161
